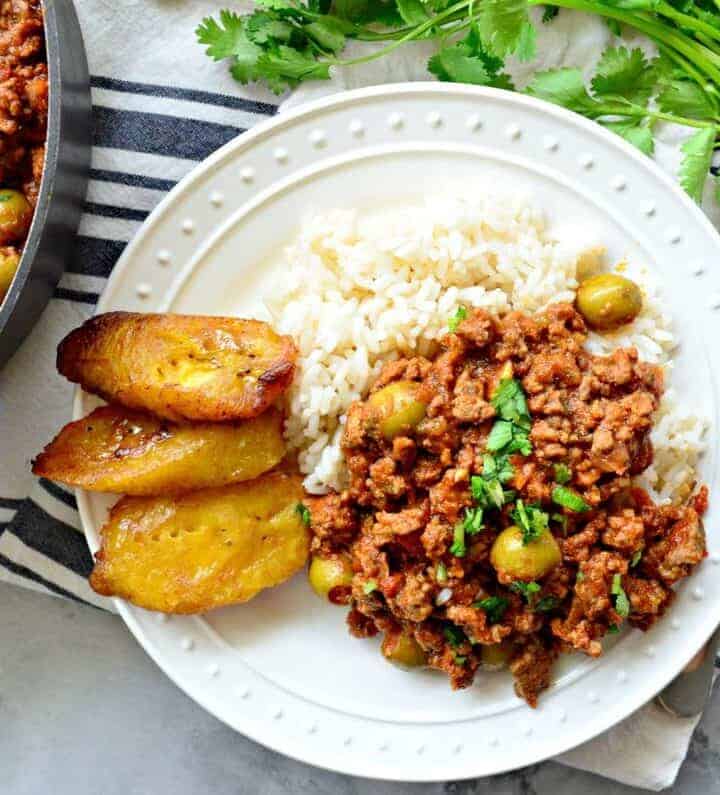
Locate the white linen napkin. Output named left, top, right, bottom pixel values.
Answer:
left=0, top=1, right=714, bottom=789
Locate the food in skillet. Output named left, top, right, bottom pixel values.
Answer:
left=301, top=302, right=708, bottom=706
left=90, top=469, right=308, bottom=613
left=32, top=405, right=286, bottom=496
left=0, top=0, right=48, bottom=304
left=57, top=312, right=298, bottom=422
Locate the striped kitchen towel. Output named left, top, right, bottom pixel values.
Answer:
left=0, top=1, right=716, bottom=788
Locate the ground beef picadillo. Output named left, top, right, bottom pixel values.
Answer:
left=305, top=303, right=708, bottom=707
left=0, top=0, right=47, bottom=252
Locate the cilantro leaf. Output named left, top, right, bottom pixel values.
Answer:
left=510, top=580, right=541, bottom=604
left=591, top=47, right=656, bottom=104
left=429, top=26, right=514, bottom=89
left=607, top=623, right=620, bottom=635
left=552, top=486, right=591, bottom=513
left=295, top=502, right=311, bottom=526
left=363, top=578, right=378, bottom=594
left=535, top=595, right=560, bottom=612
left=527, top=68, right=601, bottom=116
left=611, top=573, right=630, bottom=617
left=658, top=80, right=717, bottom=121
left=679, top=126, right=716, bottom=204
left=450, top=522, right=466, bottom=557
left=256, top=46, right=331, bottom=92
left=602, top=120, right=655, bottom=156
left=487, top=420, right=514, bottom=452
left=304, top=17, right=348, bottom=52
left=491, top=378, right=529, bottom=424
left=436, top=561, right=448, bottom=583
left=553, top=463, right=571, bottom=485
left=463, top=506, right=485, bottom=535
left=511, top=499, right=549, bottom=545
left=448, top=304, right=467, bottom=332
left=197, top=11, right=250, bottom=61
left=630, top=549, right=642, bottom=567
left=444, top=625, right=466, bottom=647
left=474, top=595, right=509, bottom=623
left=246, top=12, right=297, bottom=45
left=477, top=0, right=536, bottom=61
left=396, top=0, right=430, bottom=26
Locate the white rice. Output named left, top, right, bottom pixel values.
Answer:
left=263, top=190, right=706, bottom=500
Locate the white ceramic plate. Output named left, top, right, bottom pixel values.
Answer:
left=75, top=84, right=720, bottom=781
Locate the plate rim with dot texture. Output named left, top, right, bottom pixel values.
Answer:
left=73, top=83, right=720, bottom=782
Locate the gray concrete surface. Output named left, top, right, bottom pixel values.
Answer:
left=1, top=581, right=718, bottom=794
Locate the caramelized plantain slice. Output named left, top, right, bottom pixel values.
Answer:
left=89, top=470, right=308, bottom=613
left=57, top=312, right=298, bottom=422
left=33, top=405, right=286, bottom=496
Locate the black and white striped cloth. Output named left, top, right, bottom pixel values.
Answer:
left=0, top=3, right=716, bottom=787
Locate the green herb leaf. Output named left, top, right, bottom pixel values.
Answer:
left=295, top=502, right=311, bottom=526
left=448, top=304, right=467, bottom=332
left=526, top=68, right=600, bottom=116
left=246, top=12, right=297, bottom=45
left=607, top=623, right=620, bottom=634
left=611, top=573, right=630, bottom=617
left=551, top=512, right=568, bottom=534
left=197, top=11, right=250, bottom=61
left=630, top=549, right=642, bottom=567
left=463, top=506, right=485, bottom=535
left=511, top=499, right=549, bottom=545
left=363, top=578, right=378, bottom=594
left=304, top=17, right=348, bottom=52
left=576, top=570, right=585, bottom=582
left=444, top=625, right=466, bottom=647
left=474, top=595, right=509, bottom=623
left=602, top=120, right=655, bottom=156
left=476, top=0, right=536, bottom=60
left=535, top=595, right=559, bottom=612
left=553, top=463, right=571, bottom=485
left=591, top=47, right=656, bottom=104
left=255, top=46, right=331, bottom=92
left=453, top=654, right=467, bottom=665
left=510, top=580, right=541, bottom=604
left=658, top=80, right=717, bottom=121
left=396, top=0, right=430, bottom=26
left=679, top=127, right=716, bottom=204
left=552, top=486, right=591, bottom=513
left=450, top=522, right=466, bottom=557
left=491, top=378, right=529, bottom=424
left=487, top=420, right=514, bottom=452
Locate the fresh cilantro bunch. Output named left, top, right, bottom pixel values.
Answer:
left=198, top=0, right=720, bottom=201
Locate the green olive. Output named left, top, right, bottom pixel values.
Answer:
left=490, top=525, right=562, bottom=581
left=307, top=554, right=353, bottom=602
left=0, top=250, right=20, bottom=302
left=576, top=273, right=643, bottom=330
left=481, top=639, right=514, bottom=671
left=381, top=630, right=427, bottom=670
left=0, top=190, right=32, bottom=245
left=368, top=380, right=427, bottom=439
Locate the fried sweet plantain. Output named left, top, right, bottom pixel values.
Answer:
left=57, top=312, right=298, bottom=422
left=32, top=405, right=285, bottom=495
left=89, top=470, right=308, bottom=613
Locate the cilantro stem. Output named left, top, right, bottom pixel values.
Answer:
left=335, top=0, right=470, bottom=66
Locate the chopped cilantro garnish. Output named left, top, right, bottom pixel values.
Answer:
left=363, top=579, right=378, bottom=595
left=552, top=486, right=591, bottom=513
left=444, top=625, right=466, bottom=648
left=491, top=378, right=530, bottom=424
left=484, top=453, right=514, bottom=484
left=551, top=512, right=568, bottom=535
left=487, top=420, right=513, bottom=452
left=474, top=595, right=509, bottom=624
left=554, top=463, right=571, bottom=485
left=630, top=550, right=642, bottom=568
left=463, top=506, right=484, bottom=535
left=453, top=654, right=467, bottom=665
left=511, top=499, right=549, bottom=545
left=607, top=623, right=620, bottom=635
left=450, top=523, right=466, bottom=557
left=295, top=502, right=311, bottom=526
left=576, top=570, right=585, bottom=583
left=535, top=595, right=560, bottom=613
left=510, top=580, right=541, bottom=604
left=436, top=562, right=448, bottom=584
left=470, top=473, right=505, bottom=510
left=448, top=305, right=468, bottom=332
left=611, top=573, right=630, bottom=618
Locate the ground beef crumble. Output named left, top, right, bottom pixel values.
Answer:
left=307, top=304, right=708, bottom=706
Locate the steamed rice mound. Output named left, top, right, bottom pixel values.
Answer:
left=264, top=191, right=705, bottom=498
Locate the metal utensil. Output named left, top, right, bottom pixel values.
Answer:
left=656, top=625, right=720, bottom=717
left=0, top=0, right=91, bottom=368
